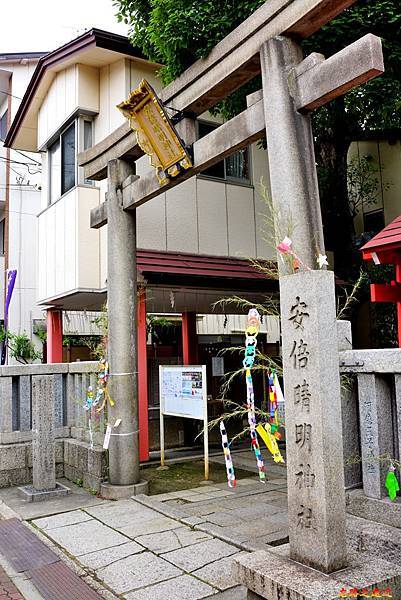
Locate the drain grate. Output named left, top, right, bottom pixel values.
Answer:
left=0, top=518, right=59, bottom=572
left=29, top=561, right=103, bottom=600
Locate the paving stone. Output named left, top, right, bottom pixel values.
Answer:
left=78, top=541, right=144, bottom=570
left=206, top=512, right=241, bottom=527
left=46, top=519, right=129, bottom=556
left=153, top=493, right=179, bottom=502
left=181, top=516, right=206, bottom=526
left=193, top=552, right=248, bottom=590
left=98, top=551, right=182, bottom=594
left=229, top=516, right=288, bottom=542
left=135, top=527, right=212, bottom=554
left=161, top=538, right=238, bottom=572
left=32, top=509, right=92, bottom=531
left=119, top=516, right=180, bottom=538
left=84, top=500, right=154, bottom=529
left=124, top=574, right=216, bottom=600
left=230, top=505, right=283, bottom=521
left=213, top=584, right=247, bottom=599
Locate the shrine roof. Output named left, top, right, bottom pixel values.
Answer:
left=361, top=215, right=401, bottom=260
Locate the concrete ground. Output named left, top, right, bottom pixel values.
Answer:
left=0, top=451, right=287, bottom=599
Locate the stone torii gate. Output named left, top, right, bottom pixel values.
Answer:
left=78, top=1, right=400, bottom=596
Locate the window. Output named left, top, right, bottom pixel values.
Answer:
left=0, top=111, right=8, bottom=141
left=364, top=209, right=385, bottom=235
left=48, top=122, right=75, bottom=204
left=49, top=139, right=61, bottom=204
left=83, top=119, right=93, bottom=185
left=61, top=122, right=76, bottom=195
left=48, top=117, right=94, bottom=205
left=197, top=121, right=251, bottom=184
left=0, top=219, right=4, bottom=255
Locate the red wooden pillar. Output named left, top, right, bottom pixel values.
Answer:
left=182, top=312, right=198, bottom=365
left=46, top=309, right=63, bottom=363
left=138, top=288, right=149, bottom=461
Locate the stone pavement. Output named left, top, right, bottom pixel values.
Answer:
left=23, top=454, right=287, bottom=599
left=0, top=451, right=288, bottom=599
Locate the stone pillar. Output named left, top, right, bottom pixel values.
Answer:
left=395, top=374, right=401, bottom=485
left=260, top=37, right=325, bottom=272
left=280, top=270, right=347, bottom=573
left=103, top=159, right=148, bottom=498
left=260, top=37, right=346, bottom=574
left=358, top=373, right=394, bottom=499
left=337, top=321, right=362, bottom=489
left=46, top=309, right=63, bottom=363
left=182, top=312, right=198, bottom=365
left=138, top=287, right=149, bottom=462
left=32, top=375, right=55, bottom=491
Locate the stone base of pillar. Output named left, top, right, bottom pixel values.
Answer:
left=234, top=549, right=401, bottom=600
left=18, top=482, right=70, bottom=503
left=347, top=488, right=401, bottom=529
left=100, top=480, right=149, bottom=500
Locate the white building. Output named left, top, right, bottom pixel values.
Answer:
left=0, top=52, right=46, bottom=359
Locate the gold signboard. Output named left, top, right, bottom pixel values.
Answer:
left=117, top=80, right=192, bottom=185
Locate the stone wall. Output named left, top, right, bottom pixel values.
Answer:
left=0, top=440, right=64, bottom=488
left=64, top=439, right=107, bottom=492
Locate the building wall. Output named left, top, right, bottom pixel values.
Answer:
left=349, top=139, right=401, bottom=235
left=38, top=64, right=99, bottom=148
left=37, top=186, right=100, bottom=301
left=0, top=58, right=43, bottom=355
left=37, top=54, right=275, bottom=305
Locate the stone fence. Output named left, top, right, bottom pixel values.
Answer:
left=0, top=361, right=106, bottom=490
left=339, top=348, right=401, bottom=500
left=1, top=345, right=400, bottom=497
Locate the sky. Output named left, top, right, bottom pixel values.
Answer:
left=1, top=0, right=130, bottom=53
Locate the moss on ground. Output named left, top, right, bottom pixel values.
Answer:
left=140, top=460, right=253, bottom=495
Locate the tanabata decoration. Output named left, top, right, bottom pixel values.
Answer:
left=220, top=421, right=236, bottom=488
left=244, top=309, right=266, bottom=483
left=255, top=369, right=285, bottom=463
left=256, top=423, right=284, bottom=463
left=385, top=464, right=400, bottom=501
left=84, top=358, right=115, bottom=449
left=277, top=237, right=323, bottom=272
left=316, top=253, right=329, bottom=268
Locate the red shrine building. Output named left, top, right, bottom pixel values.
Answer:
left=361, top=214, right=401, bottom=348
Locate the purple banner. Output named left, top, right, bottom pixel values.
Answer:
left=1, top=269, right=17, bottom=365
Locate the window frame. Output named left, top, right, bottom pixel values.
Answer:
left=0, top=110, right=8, bottom=142
left=196, top=119, right=252, bottom=186
left=47, top=116, right=95, bottom=205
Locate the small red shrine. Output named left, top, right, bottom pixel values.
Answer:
left=361, top=215, right=401, bottom=347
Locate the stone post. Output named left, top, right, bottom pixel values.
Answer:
left=32, top=375, right=55, bottom=491
left=260, top=36, right=325, bottom=273
left=358, top=373, right=394, bottom=499
left=280, top=270, right=346, bottom=572
left=103, top=158, right=148, bottom=499
left=260, top=36, right=346, bottom=573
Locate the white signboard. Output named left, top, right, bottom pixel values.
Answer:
left=160, top=365, right=206, bottom=420
left=159, top=365, right=209, bottom=479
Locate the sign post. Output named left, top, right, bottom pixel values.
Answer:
left=159, top=365, right=208, bottom=480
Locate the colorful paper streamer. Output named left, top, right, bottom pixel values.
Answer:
left=244, top=309, right=266, bottom=483
left=220, top=421, right=236, bottom=488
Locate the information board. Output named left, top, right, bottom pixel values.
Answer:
left=159, top=365, right=209, bottom=479
left=160, top=365, right=206, bottom=420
